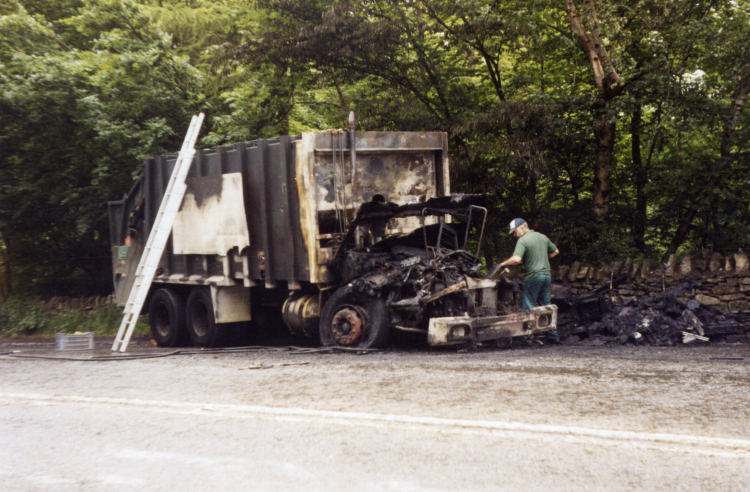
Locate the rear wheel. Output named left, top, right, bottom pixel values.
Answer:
left=149, top=288, right=186, bottom=347
left=186, top=287, right=221, bottom=347
left=319, top=286, right=390, bottom=348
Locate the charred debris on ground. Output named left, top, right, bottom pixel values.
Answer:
left=553, top=281, right=750, bottom=346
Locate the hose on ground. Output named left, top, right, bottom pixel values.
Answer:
left=0, top=344, right=380, bottom=361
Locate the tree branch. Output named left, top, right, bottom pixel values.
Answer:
left=565, top=0, right=606, bottom=89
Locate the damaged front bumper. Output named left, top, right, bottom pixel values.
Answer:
left=427, top=304, right=558, bottom=346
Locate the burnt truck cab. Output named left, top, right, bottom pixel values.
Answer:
left=109, top=129, right=556, bottom=349
left=320, top=194, right=558, bottom=348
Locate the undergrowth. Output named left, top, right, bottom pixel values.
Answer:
left=0, top=297, right=149, bottom=338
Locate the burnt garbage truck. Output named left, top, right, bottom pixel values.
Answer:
left=108, top=126, right=557, bottom=348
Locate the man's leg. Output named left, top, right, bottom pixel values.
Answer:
left=535, top=275, right=559, bottom=342
left=521, top=278, right=540, bottom=310
left=521, top=280, right=537, bottom=343
left=521, top=277, right=544, bottom=343
left=537, top=275, right=551, bottom=305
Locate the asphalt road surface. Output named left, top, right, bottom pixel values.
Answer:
left=2, top=339, right=750, bottom=491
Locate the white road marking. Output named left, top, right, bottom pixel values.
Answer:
left=2, top=392, right=749, bottom=459
left=26, top=474, right=76, bottom=486
left=99, top=474, right=147, bottom=486
left=117, top=448, right=246, bottom=467
left=116, top=448, right=318, bottom=479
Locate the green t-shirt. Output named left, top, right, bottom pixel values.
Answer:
left=512, top=230, right=557, bottom=280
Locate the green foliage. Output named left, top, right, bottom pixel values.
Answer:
left=0, top=0, right=202, bottom=295
left=48, top=302, right=149, bottom=336
left=1, top=0, right=749, bottom=297
left=0, top=297, right=149, bottom=337
left=0, top=297, right=48, bottom=337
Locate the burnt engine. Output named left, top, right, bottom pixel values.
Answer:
left=331, top=195, right=502, bottom=332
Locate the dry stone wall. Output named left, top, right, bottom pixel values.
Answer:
left=43, top=296, right=111, bottom=314
left=554, top=250, right=750, bottom=312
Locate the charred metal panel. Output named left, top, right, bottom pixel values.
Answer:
left=107, top=200, right=125, bottom=246
left=223, top=145, right=243, bottom=174
left=438, top=132, right=451, bottom=197
left=267, top=137, right=295, bottom=282
left=282, top=136, right=307, bottom=285
left=245, top=140, right=270, bottom=280
left=110, top=241, right=142, bottom=306
left=427, top=305, right=559, bottom=346
left=130, top=136, right=311, bottom=285
left=312, top=133, right=441, bottom=210
left=309, top=131, right=449, bottom=243
left=211, top=285, right=252, bottom=323
left=172, top=173, right=250, bottom=255
left=295, top=134, right=323, bottom=283
left=109, top=130, right=447, bottom=293
left=297, top=131, right=451, bottom=285
left=240, top=136, right=309, bottom=285
left=142, top=155, right=177, bottom=274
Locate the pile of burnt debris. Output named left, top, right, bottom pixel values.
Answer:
left=553, top=282, right=750, bottom=346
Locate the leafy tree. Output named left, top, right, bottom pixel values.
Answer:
left=1, top=0, right=748, bottom=299
left=661, top=2, right=750, bottom=256
left=0, top=0, right=201, bottom=295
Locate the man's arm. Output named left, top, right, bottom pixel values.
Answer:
left=500, top=254, right=523, bottom=268
left=548, top=249, right=559, bottom=259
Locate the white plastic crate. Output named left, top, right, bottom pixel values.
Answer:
left=56, top=332, right=94, bottom=351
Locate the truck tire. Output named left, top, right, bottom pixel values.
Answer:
left=149, top=288, right=187, bottom=347
left=186, top=287, right=221, bottom=347
left=319, top=285, right=390, bottom=348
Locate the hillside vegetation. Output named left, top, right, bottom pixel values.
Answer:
left=1, top=0, right=748, bottom=297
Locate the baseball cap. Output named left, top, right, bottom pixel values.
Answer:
left=508, top=218, right=526, bottom=234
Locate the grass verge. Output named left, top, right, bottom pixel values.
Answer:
left=0, top=296, right=150, bottom=338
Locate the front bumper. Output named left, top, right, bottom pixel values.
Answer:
left=427, top=304, right=558, bottom=346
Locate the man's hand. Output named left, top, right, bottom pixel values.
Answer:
left=487, top=264, right=511, bottom=278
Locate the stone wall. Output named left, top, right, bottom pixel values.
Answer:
left=43, top=296, right=112, bottom=314
left=554, top=250, right=750, bottom=311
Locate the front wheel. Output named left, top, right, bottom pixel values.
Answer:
left=319, top=286, right=390, bottom=349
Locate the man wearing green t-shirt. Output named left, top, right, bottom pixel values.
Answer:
left=498, top=218, right=559, bottom=310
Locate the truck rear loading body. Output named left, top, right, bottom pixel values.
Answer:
left=109, top=129, right=557, bottom=348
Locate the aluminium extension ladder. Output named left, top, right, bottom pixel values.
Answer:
left=111, top=113, right=205, bottom=352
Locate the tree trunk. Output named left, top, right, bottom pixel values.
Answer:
left=592, top=106, right=615, bottom=223
left=631, top=105, right=647, bottom=251
left=0, top=231, right=11, bottom=299
left=528, top=173, right=538, bottom=222
left=565, top=0, right=623, bottom=224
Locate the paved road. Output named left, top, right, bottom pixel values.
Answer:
left=2, top=340, right=750, bottom=491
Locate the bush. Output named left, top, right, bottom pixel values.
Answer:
left=0, top=297, right=50, bottom=337
left=0, top=297, right=149, bottom=338
left=48, top=302, right=149, bottom=336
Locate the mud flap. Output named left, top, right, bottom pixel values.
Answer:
left=427, top=304, right=558, bottom=346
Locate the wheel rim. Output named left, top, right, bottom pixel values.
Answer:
left=330, top=305, right=366, bottom=346
left=153, top=303, right=171, bottom=338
